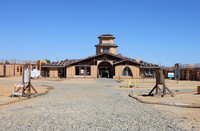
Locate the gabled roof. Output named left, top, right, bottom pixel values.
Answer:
left=44, top=52, right=159, bottom=68
left=66, top=52, right=141, bottom=66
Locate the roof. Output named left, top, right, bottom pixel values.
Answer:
left=44, top=52, right=159, bottom=68
left=99, top=34, right=113, bottom=37
left=98, top=34, right=115, bottom=39
left=95, top=44, right=118, bottom=47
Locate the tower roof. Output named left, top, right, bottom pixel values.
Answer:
left=98, top=34, right=115, bottom=39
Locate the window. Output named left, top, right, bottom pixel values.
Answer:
left=145, top=69, right=154, bottom=76
left=17, top=67, right=20, bottom=72
left=76, top=66, right=91, bottom=76
left=103, top=47, right=110, bottom=52
left=103, top=47, right=106, bottom=52
left=87, top=67, right=91, bottom=75
left=80, top=67, right=85, bottom=75
left=107, top=48, right=110, bottom=52
left=122, top=67, right=133, bottom=76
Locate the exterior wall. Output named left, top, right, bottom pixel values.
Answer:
left=5, top=64, right=15, bottom=76
left=66, top=66, right=75, bottom=78
left=91, top=66, right=97, bottom=78
left=100, top=39, right=114, bottom=44
left=114, top=65, right=140, bottom=79
left=0, top=64, right=4, bottom=76
left=109, top=47, right=116, bottom=55
left=49, top=67, right=58, bottom=77
left=96, top=47, right=102, bottom=54
left=15, top=65, right=21, bottom=76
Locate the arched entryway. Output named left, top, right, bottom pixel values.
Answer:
left=122, top=67, right=133, bottom=76
left=98, top=61, right=113, bottom=78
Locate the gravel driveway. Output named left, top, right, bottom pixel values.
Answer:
left=0, top=79, right=191, bottom=130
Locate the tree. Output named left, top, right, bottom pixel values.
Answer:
left=5, top=60, right=10, bottom=64
left=45, top=59, right=51, bottom=64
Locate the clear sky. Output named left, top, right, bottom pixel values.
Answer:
left=0, top=0, right=199, bottom=67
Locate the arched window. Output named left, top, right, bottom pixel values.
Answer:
left=122, top=67, right=133, bottom=76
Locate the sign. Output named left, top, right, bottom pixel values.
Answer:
left=31, top=69, right=40, bottom=78
left=168, top=73, right=174, bottom=78
left=81, top=69, right=85, bottom=75
left=24, top=68, right=29, bottom=83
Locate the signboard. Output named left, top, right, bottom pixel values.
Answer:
left=24, top=68, right=29, bottom=83
left=168, top=73, right=174, bottom=78
left=81, top=69, right=85, bottom=75
left=31, top=69, right=40, bottom=78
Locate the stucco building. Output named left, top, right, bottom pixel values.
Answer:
left=41, top=34, right=160, bottom=78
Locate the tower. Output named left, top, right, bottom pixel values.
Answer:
left=95, top=34, right=118, bottom=55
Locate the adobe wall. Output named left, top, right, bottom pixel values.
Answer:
left=114, top=65, right=140, bottom=79
left=5, top=64, right=15, bottom=76
left=49, top=67, right=58, bottom=77
left=66, top=66, right=75, bottom=78
left=109, top=47, right=116, bottom=55
left=99, top=39, right=114, bottom=44
left=91, top=65, right=97, bottom=78
left=0, top=64, right=4, bottom=76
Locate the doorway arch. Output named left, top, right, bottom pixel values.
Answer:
left=98, top=61, right=113, bottom=78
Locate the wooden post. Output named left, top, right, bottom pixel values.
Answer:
left=148, top=69, right=174, bottom=97
left=22, top=65, right=25, bottom=97
left=128, top=79, right=130, bottom=88
left=21, top=64, right=38, bottom=97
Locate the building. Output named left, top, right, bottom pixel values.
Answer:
left=0, top=59, right=47, bottom=77
left=164, top=63, right=200, bottom=81
left=41, top=34, right=160, bottom=78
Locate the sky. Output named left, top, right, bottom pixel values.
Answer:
left=0, top=0, right=199, bottom=67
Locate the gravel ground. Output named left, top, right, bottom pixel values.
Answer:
left=0, top=79, right=193, bottom=130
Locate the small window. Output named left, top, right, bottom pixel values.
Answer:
left=103, top=47, right=106, bottom=52
left=107, top=48, right=110, bottom=52
left=103, top=47, right=110, bottom=52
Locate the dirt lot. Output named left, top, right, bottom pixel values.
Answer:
left=0, top=76, right=200, bottom=129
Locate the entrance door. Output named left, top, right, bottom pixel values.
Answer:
left=98, top=61, right=113, bottom=78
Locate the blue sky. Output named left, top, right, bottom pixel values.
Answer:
left=0, top=0, right=199, bottom=67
